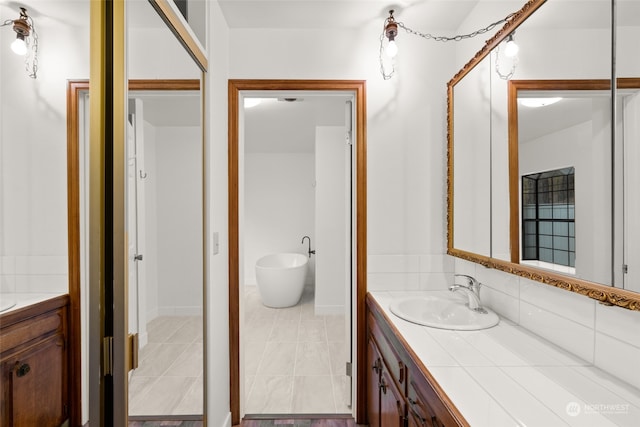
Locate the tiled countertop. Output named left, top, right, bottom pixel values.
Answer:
left=0, top=292, right=67, bottom=315
left=369, top=291, right=640, bottom=427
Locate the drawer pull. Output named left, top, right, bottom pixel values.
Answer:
left=372, top=358, right=382, bottom=374
left=409, top=407, right=427, bottom=427
left=399, top=362, right=405, bottom=383
left=15, top=362, right=31, bottom=377
left=380, top=377, right=388, bottom=394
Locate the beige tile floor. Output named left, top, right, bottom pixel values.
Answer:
left=129, top=315, right=204, bottom=416
left=244, top=286, right=352, bottom=414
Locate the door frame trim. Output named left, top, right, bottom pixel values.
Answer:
left=227, top=79, right=367, bottom=424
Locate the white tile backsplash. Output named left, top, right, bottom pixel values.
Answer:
left=367, top=254, right=454, bottom=291
left=15, top=256, right=68, bottom=275
left=419, top=254, right=455, bottom=273
left=367, top=272, right=420, bottom=291
left=0, top=275, right=16, bottom=293
left=418, top=272, right=451, bottom=291
left=474, top=267, right=520, bottom=298
left=368, top=254, right=419, bottom=273
left=479, top=286, right=520, bottom=324
left=520, top=277, right=596, bottom=328
left=595, top=333, right=640, bottom=391
left=1, top=255, right=68, bottom=294
left=0, top=256, right=16, bottom=275
left=520, top=301, right=595, bottom=363
left=14, top=275, right=68, bottom=293
left=595, top=303, right=640, bottom=349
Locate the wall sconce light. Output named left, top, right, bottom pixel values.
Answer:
left=378, top=9, right=520, bottom=80
left=503, top=32, right=519, bottom=58
left=2, top=7, right=38, bottom=78
left=495, top=32, right=519, bottom=80
left=384, top=10, right=398, bottom=58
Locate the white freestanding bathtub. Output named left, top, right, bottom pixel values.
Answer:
left=255, top=253, right=308, bottom=308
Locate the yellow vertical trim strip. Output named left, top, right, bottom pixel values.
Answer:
left=112, top=0, right=128, bottom=423
left=88, top=0, right=106, bottom=424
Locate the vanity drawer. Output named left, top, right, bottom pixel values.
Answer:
left=407, top=369, right=453, bottom=427
left=0, top=310, right=64, bottom=356
left=368, top=311, right=406, bottom=392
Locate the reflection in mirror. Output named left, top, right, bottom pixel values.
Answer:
left=512, top=82, right=612, bottom=286
left=452, top=57, right=492, bottom=257
left=172, top=0, right=206, bottom=48
left=448, top=0, right=640, bottom=310
left=127, top=0, right=203, bottom=420
left=509, top=80, right=640, bottom=291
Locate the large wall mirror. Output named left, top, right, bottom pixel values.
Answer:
left=126, top=0, right=205, bottom=422
left=448, top=0, right=640, bottom=310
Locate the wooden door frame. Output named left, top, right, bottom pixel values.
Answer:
left=67, top=79, right=201, bottom=426
left=228, top=79, right=367, bottom=424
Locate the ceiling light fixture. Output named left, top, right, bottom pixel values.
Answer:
left=379, top=9, right=520, bottom=80
left=244, top=98, right=262, bottom=108
left=520, top=97, right=562, bottom=108
left=1, top=7, right=38, bottom=78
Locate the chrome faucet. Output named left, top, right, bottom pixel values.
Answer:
left=450, top=274, right=486, bottom=313
left=301, top=235, right=315, bottom=258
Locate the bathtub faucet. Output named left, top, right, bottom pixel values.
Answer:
left=301, top=236, right=315, bottom=258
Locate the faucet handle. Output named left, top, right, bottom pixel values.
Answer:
left=454, top=274, right=482, bottom=294
left=454, top=274, right=475, bottom=286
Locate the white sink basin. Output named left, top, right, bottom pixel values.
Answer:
left=389, top=295, right=499, bottom=330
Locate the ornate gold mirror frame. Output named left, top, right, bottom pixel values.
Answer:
left=447, top=0, right=640, bottom=311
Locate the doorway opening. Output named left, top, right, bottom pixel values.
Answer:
left=228, top=80, right=367, bottom=424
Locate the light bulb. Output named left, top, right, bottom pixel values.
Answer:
left=504, top=37, right=519, bottom=58
left=244, top=98, right=262, bottom=108
left=386, top=40, right=398, bottom=59
left=11, top=36, right=27, bottom=55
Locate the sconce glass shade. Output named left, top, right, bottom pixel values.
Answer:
left=11, top=35, right=27, bottom=55
left=386, top=40, right=398, bottom=58
left=504, top=35, right=519, bottom=58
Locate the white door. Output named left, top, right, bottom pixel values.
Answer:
left=127, top=118, right=139, bottom=350
left=126, top=99, right=148, bottom=356
left=314, top=106, right=353, bottom=410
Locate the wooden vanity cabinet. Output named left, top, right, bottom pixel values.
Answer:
left=0, top=295, right=70, bottom=427
left=368, top=336, right=405, bottom=427
left=366, top=294, right=468, bottom=427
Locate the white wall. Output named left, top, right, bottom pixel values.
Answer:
left=142, top=121, right=160, bottom=320
left=141, top=125, right=203, bottom=316
left=155, top=126, right=203, bottom=314
left=315, top=126, right=347, bottom=314
left=206, top=3, right=231, bottom=426
left=243, top=153, right=315, bottom=285
left=0, top=2, right=90, bottom=293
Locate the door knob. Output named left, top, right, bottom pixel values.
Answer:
left=134, top=254, right=143, bottom=261
left=15, top=362, right=30, bottom=377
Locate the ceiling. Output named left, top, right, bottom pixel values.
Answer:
left=217, top=0, right=484, bottom=31
left=244, top=95, right=351, bottom=153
